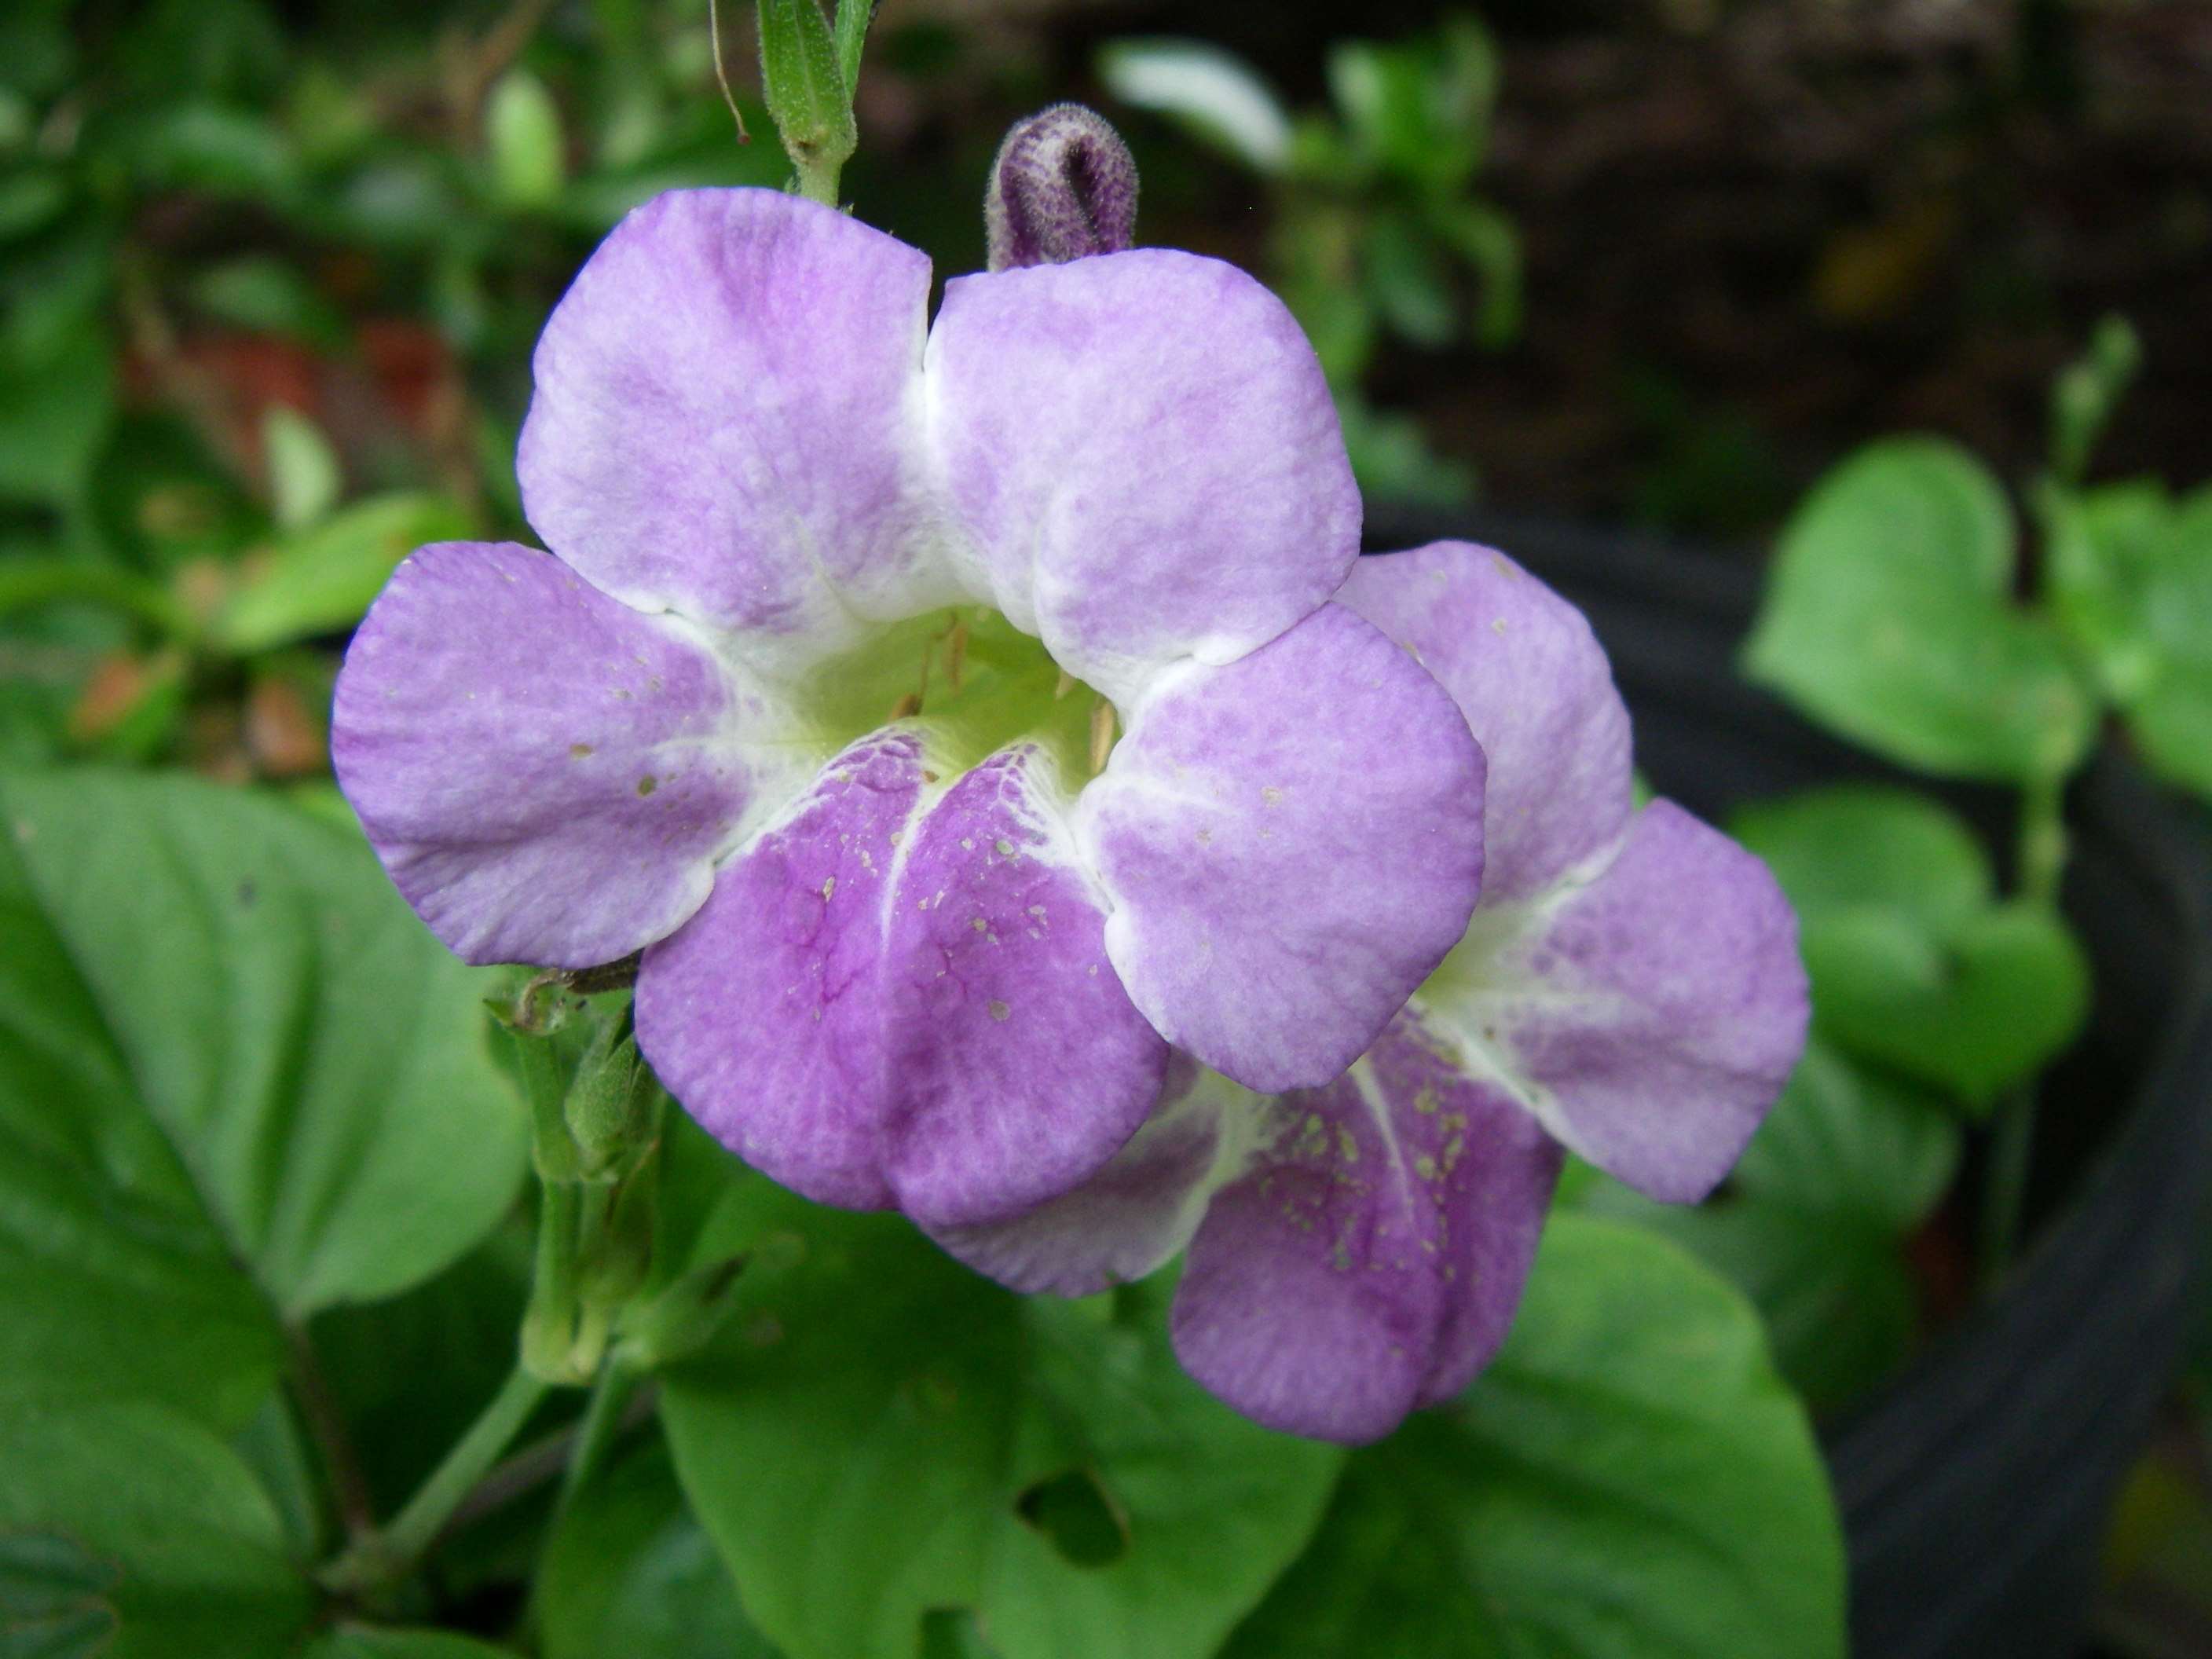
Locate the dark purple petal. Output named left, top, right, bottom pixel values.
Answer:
left=928, top=249, right=1360, bottom=703
left=1450, top=800, right=1809, bottom=1203
left=637, top=738, right=1168, bottom=1228
left=1337, top=541, right=1632, bottom=903
left=1081, top=603, right=1486, bottom=1093
left=518, top=189, right=957, bottom=648
left=331, top=541, right=753, bottom=968
left=1170, top=1011, right=1562, bottom=1444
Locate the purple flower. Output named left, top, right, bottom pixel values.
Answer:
left=331, top=188, right=1488, bottom=1232
left=934, top=542, right=1810, bottom=1441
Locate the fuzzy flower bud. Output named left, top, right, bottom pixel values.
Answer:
left=985, top=103, right=1140, bottom=271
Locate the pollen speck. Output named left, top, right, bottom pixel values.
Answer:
left=971, top=917, right=987, bottom=932
left=1491, top=617, right=1508, bottom=635
left=570, top=743, right=593, bottom=759
left=635, top=776, right=657, bottom=797
left=822, top=877, right=836, bottom=900
left=987, top=999, right=1010, bottom=1020
left=994, top=839, right=1015, bottom=857
left=1262, top=786, right=1283, bottom=806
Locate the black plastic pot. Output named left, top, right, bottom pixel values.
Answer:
left=1366, top=507, right=2212, bottom=1659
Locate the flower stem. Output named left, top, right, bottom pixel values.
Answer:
left=318, top=1361, right=549, bottom=1595
left=1978, top=771, right=2070, bottom=1286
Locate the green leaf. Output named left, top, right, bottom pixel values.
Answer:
left=1584, top=1038, right=1956, bottom=1408
left=0, top=324, right=112, bottom=507
left=1804, top=903, right=2086, bottom=1109
left=1095, top=38, right=1293, bottom=174
left=831, top=0, right=874, bottom=97
left=486, top=68, right=567, bottom=211
left=1424, top=198, right=1519, bottom=346
left=215, top=492, right=471, bottom=654
left=1733, top=782, right=1990, bottom=928
left=0, top=1401, right=310, bottom=1659
left=0, top=770, right=526, bottom=1322
left=2048, top=479, right=2212, bottom=800
left=262, top=405, right=342, bottom=535
left=189, top=257, right=350, bottom=353
left=302, top=1628, right=520, bottom=1658
left=1360, top=210, right=1454, bottom=348
left=540, top=1438, right=782, bottom=1659
left=659, top=1178, right=1341, bottom=1659
left=0, top=787, right=282, bottom=1426
left=1744, top=437, right=2096, bottom=782
left=1733, top=783, right=2089, bottom=1107
left=1221, top=1214, right=1846, bottom=1658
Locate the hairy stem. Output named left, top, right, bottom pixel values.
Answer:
left=319, top=1362, right=550, bottom=1595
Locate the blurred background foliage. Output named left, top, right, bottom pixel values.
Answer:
left=3, top=0, right=2211, bottom=1650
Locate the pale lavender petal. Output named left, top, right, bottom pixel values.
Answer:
left=927, top=1057, right=1248, bottom=1295
left=927, top=249, right=1359, bottom=702
left=1080, top=603, right=1485, bottom=1093
left=637, top=729, right=928, bottom=1211
left=1458, top=800, right=1809, bottom=1203
left=1168, top=1010, right=1562, bottom=1444
left=636, top=739, right=1168, bottom=1227
left=518, top=190, right=955, bottom=649
left=878, top=745, right=1169, bottom=1227
left=1337, top=541, right=1632, bottom=903
left=331, top=541, right=752, bottom=968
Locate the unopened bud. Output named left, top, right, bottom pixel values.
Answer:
left=985, top=103, right=1139, bottom=273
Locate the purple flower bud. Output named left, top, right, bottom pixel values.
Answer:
left=985, top=103, right=1140, bottom=272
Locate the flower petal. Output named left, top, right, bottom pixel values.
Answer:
left=331, top=541, right=755, bottom=968
left=879, top=745, right=1169, bottom=1226
left=927, top=1058, right=1260, bottom=1295
left=637, top=738, right=1168, bottom=1227
left=1170, top=1012, right=1562, bottom=1443
left=518, top=189, right=956, bottom=655
left=1079, top=603, right=1486, bottom=1093
left=1337, top=541, right=1632, bottom=903
left=1437, top=800, right=1808, bottom=1203
left=927, top=249, right=1360, bottom=703
left=638, top=729, right=927, bottom=1211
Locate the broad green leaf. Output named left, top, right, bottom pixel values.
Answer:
left=0, top=770, right=526, bottom=1320
left=487, top=68, right=566, bottom=211
left=215, top=492, right=471, bottom=653
left=1804, top=903, right=2087, bottom=1108
left=0, top=324, right=112, bottom=507
left=1732, top=782, right=1990, bottom=928
left=1585, top=1038, right=1954, bottom=1408
left=659, top=1179, right=1341, bottom=1659
left=540, top=1438, right=782, bottom=1659
left=0, top=789, right=282, bottom=1426
left=1744, top=437, right=2095, bottom=782
left=2048, top=479, right=2212, bottom=800
left=1221, top=1214, right=1846, bottom=1658
left=1361, top=209, right=1454, bottom=347
left=1425, top=197, right=1519, bottom=346
left=1732, top=1038, right=1958, bottom=1225
left=0, top=1401, right=309, bottom=1659
left=303, top=1628, right=519, bottom=1658
left=189, top=255, right=350, bottom=351
left=1733, top=783, right=2089, bottom=1107
left=1096, top=39, right=1293, bottom=173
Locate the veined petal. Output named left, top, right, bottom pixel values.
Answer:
left=1338, top=541, right=1632, bottom=903
left=637, top=728, right=927, bottom=1212
left=927, top=1058, right=1264, bottom=1296
left=927, top=249, right=1360, bottom=705
left=518, top=190, right=958, bottom=656
left=879, top=745, right=1168, bottom=1226
left=636, top=738, right=1168, bottom=1228
left=1170, top=1010, right=1562, bottom=1444
left=1429, top=800, right=1808, bottom=1203
left=331, top=541, right=756, bottom=968
left=1079, top=603, right=1485, bottom=1093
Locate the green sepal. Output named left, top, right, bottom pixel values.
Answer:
left=755, top=0, right=857, bottom=204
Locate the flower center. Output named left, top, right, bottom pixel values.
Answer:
left=792, top=606, right=1114, bottom=786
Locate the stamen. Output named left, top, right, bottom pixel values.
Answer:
left=1090, top=696, right=1116, bottom=775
